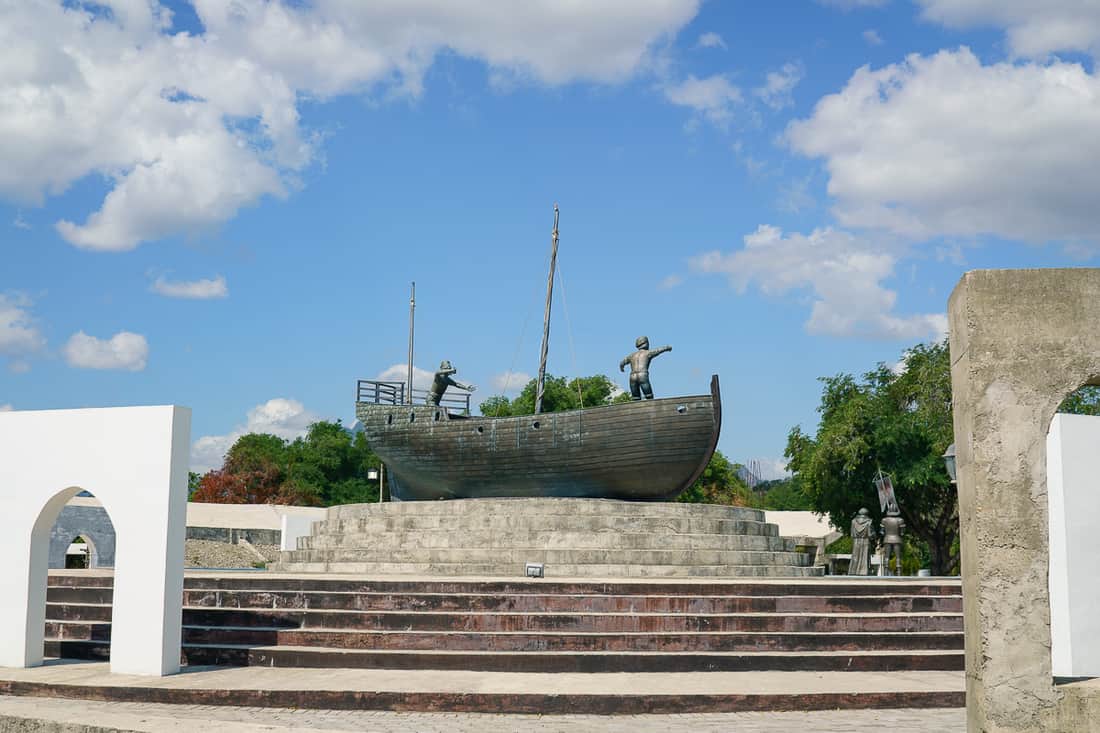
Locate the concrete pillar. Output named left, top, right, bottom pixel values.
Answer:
left=948, top=269, right=1100, bottom=730
left=0, top=406, right=190, bottom=676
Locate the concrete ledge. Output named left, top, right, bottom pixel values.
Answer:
left=0, top=662, right=964, bottom=714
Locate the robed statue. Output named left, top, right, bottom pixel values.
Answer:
left=848, top=507, right=874, bottom=576
left=426, top=360, right=476, bottom=406
left=619, top=336, right=672, bottom=400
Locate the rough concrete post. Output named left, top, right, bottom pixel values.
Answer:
left=949, top=269, right=1100, bottom=731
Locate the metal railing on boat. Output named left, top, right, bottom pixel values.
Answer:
left=356, top=379, right=471, bottom=415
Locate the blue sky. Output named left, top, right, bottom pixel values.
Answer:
left=3, top=0, right=1100, bottom=478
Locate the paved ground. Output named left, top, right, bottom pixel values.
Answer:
left=0, top=696, right=965, bottom=732
left=0, top=661, right=964, bottom=696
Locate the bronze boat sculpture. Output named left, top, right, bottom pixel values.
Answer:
left=355, top=206, right=722, bottom=501
left=355, top=374, right=720, bottom=501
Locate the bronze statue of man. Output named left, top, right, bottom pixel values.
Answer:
left=426, top=360, right=476, bottom=406
left=848, top=508, right=874, bottom=576
left=880, top=508, right=906, bottom=576
left=619, top=336, right=672, bottom=400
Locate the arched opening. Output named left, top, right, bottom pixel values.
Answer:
left=35, top=488, right=117, bottom=663
left=64, top=535, right=96, bottom=569
left=47, top=490, right=116, bottom=570
left=1046, top=382, right=1100, bottom=680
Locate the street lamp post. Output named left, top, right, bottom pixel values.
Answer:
left=367, top=466, right=385, bottom=502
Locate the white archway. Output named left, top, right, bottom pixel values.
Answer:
left=0, top=406, right=190, bottom=676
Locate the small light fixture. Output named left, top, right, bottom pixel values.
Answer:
left=525, top=562, right=544, bottom=578
left=942, top=443, right=957, bottom=484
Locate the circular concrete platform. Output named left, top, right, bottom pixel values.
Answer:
left=272, top=498, right=824, bottom=577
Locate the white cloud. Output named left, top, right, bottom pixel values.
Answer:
left=62, top=331, right=148, bottom=371
left=490, top=371, right=532, bottom=392
left=0, top=294, right=46, bottom=361
left=816, top=0, right=889, bottom=9
left=691, top=224, right=947, bottom=341
left=12, top=213, right=29, bottom=230
left=0, top=404, right=13, bottom=412
left=658, top=274, right=684, bottom=290
left=151, top=275, right=228, bottom=299
left=777, top=176, right=816, bottom=214
left=787, top=48, right=1100, bottom=248
left=1, top=1, right=700, bottom=250
left=661, top=74, right=742, bottom=127
left=190, top=397, right=321, bottom=473
left=863, top=29, right=884, bottom=45
left=696, top=32, right=727, bottom=50
left=376, top=363, right=436, bottom=393
left=916, top=0, right=1100, bottom=58
left=754, top=62, right=803, bottom=110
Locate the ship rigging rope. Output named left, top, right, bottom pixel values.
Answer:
left=555, top=262, right=584, bottom=409
left=494, top=248, right=550, bottom=417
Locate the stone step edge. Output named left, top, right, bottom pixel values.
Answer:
left=48, top=605, right=968, bottom=615
left=47, top=627, right=965, bottom=639
left=44, top=639, right=965, bottom=656
left=48, top=584, right=964, bottom=597
left=0, top=679, right=965, bottom=713
left=186, top=644, right=966, bottom=661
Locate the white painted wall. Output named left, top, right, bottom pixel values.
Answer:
left=764, top=511, right=838, bottom=539
left=280, top=513, right=322, bottom=552
left=0, top=406, right=189, bottom=676
left=1048, top=413, right=1100, bottom=677
left=189, top=502, right=326, bottom=531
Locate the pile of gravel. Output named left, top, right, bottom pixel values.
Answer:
left=184, top=539, right=282, bottom=569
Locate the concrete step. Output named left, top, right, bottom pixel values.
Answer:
left=182, top=610, right=962, bottom=634
left=326, top=499, right=769, bottom=522
left=51, top=572, right=960, bottom=596
left=225, top=646, right=964, bottom=673
left=0, top=660, right=967, bottom=713
left=169, top=589, right=963, bottom=614
left=279, top=547, right=815, bottom=566
left=267, top=561, right=824, bottom=577
left=44, top=581, right=963, bottom=611
left=325, top=515, right=780, bottom=536
left=45, top=606, right=959, bottom=634
left=46, top=620, right=963, bottom=653
left=299, top=531, right=798, bottom=552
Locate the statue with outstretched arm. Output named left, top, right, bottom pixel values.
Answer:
left=426, top=360, right=476, bottom=406
left=619, top=336, right=672, bottom=400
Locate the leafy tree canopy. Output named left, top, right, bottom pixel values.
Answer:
left=1058, top=385, right=1100, bottom=415
left=482, top=373, right=631, bottom=417
left=191, top=420, right=382, bottom=506
left=785, top=340, right=959, bottom=575
left=676, top=449, right=755, bottom=507
left=754, top=476, right=814, bottom=511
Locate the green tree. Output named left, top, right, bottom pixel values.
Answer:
left=785, top=340, right=958, bottom=575
left=188, top=471, right=203, bottom=500
left=482, top=373, right=630, bottom=417
left=677, top=450, right=755, bottom=507
left=286, top=422, right=380, bottom=505
left=193, top=421, right=383, bottom=506
left=756, top=476, right=814, bottom=511
left=1058, top=385, right=1100, bottom=415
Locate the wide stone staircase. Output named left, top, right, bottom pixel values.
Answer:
left=271, top=498, right=823, bottom=577
left=44, top=572, right=963, bottom=674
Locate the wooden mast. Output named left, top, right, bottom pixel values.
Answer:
left=407, top=281, right=415, bottom=405
left=534, top=205, right=559, bottom=415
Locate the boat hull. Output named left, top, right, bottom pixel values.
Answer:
left=356, top=375, right=721, bottom=501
